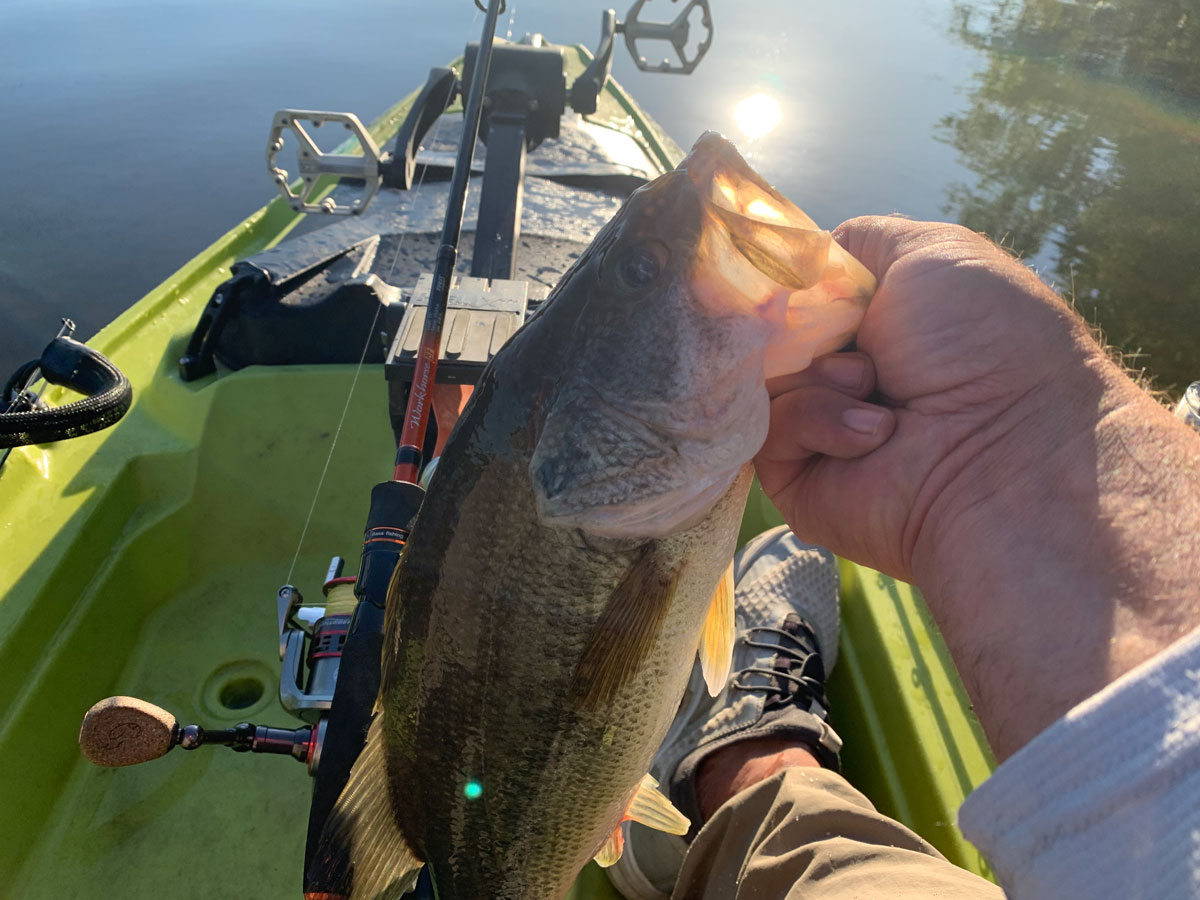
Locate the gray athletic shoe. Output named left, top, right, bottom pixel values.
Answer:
left=606, top=526, right=843, bottom=900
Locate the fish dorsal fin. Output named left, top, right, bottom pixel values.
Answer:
left=593, top=774, right=690, bottom=868
left=571, top=547, right=683, bottom=710
left=698, top=561, right=735, bottom=696
left=626, top=773, right=690, bottom=834
left=304, top=715, right=423, bottom=900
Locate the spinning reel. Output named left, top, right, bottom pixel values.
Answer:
left=79, top=556, right=358, bottom=776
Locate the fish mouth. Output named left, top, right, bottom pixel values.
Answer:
left=684, top=132, right=829, bottom=288
left=678, top=131, right=877, bottom=378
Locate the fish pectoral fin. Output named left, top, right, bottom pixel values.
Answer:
left=570, top=547, right=683, bottom=710
left=626, top=773, right=691, bottom=834
left=593, top=825, right=625, bottom=868
left=304, top=716, right=423, bottom=900
left=698, top=561, right=735, bottom=696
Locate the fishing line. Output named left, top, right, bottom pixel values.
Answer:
left=283, top=91, right=461, bottom=588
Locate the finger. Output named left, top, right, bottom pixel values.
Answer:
left=832, top=216, right=993, bottom=282
left=756, top=386, right=895, bottom=466
left=829, top=216, right=912, bottom=280
left=766, top=351, right=878, bottom=400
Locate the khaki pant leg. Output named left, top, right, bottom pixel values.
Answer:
left=672, top=768, right=1004, bottom=900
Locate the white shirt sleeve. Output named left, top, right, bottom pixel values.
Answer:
left=958, top=626, right=1200, bottom=899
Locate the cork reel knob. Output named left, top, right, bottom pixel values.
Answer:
left=79, top=696, right=177, bottom=767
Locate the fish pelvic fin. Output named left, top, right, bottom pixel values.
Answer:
left=593, top=825, right=625, bottom=868
left=570, top=546, right=683, bottom=710
left=699, top=561, right=735, bottom=696
left=594, top=773, right=690, bottom=868
left=305, top=716, right=423, bottom=900
left=627, top=773, right=690, bottom=834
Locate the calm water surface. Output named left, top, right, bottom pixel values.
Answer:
left=2, top=0, right=1197, bottom=389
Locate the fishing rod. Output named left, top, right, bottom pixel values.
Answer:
left=300, top=3, right=509, bottom=893
left=392, top=0, right=505, bottom=486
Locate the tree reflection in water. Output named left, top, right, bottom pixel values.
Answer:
left=942, top=0, right=1200, bottom=391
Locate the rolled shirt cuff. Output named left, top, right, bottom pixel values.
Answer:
left=959, top=626, right=1200, bottom=898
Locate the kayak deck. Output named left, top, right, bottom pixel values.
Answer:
left=0, top=45, right=994, bottom=898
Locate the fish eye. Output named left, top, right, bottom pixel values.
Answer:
left=614, top=242, right=669, bottom=290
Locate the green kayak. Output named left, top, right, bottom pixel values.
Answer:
left=0, top=19, right=995, bottom=900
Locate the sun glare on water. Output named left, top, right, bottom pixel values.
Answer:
left=734, top=92, right=782, bottom=141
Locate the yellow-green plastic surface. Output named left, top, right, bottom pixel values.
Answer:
left=0, top=45, right=992, bottom=899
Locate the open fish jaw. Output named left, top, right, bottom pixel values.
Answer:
left=684, top=131, right=877, bottom=378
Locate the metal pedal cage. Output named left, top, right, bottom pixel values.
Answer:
left=266, top=110, right=383, bottom=215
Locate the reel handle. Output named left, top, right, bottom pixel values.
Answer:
left=79, top=696, right=315, bottom=768
left=79, top=696, right=177, bottom=767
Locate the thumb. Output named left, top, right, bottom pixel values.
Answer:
left=832, top=215, right=952, bottom=281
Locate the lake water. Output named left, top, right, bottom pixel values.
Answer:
left=2, top=0, right=1197, bottom=391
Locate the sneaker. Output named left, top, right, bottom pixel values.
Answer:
left=606, top=526, right=843, bottom=900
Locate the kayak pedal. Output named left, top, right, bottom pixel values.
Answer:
left=268, top=61, right=463, bottom=213
left=622, top=0, right=714, bottom=75
left=267, top=110, right=386, bottom=216
left=572, top=0, right=714, bottom=111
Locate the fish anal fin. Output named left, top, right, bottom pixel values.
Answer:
left=593, top=824, right=625, bottom=868
left=304, top=716, right=423, bottom=900
left=699, top=561, right=735, bottom=696
left=624, top=773, right=690, bottom=835
left=570, top=547, right=683, bottom=710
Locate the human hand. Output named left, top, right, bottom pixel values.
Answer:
left=756, top=216, right=1105, bottom=585
left=756, top=216, right=1200, bottom=756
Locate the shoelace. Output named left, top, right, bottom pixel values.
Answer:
left=730, top=620, right=827, bottom=713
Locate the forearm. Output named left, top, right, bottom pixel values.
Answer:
left=915, top=341, right=1200, bottom=760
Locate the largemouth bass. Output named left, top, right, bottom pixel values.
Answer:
left=309, top=132, right=875, bottom=900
